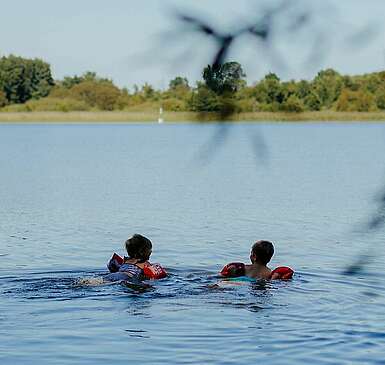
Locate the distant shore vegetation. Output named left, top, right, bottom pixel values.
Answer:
left=1, top=54, right=385, bottom=117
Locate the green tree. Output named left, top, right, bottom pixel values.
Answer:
left=281, top=95, right=304, bottom=113
left=312, top=68, right=343, bottom=108
left=0, top=55, right=54, bottom=103
left=375, top=87, right=385, bottom=110
left=70, top=81, right=121, bottom=110
left=115, top=87, right=132, bottom=110
left=304, top=92, right=322, bottom=111
left=335, top=89, right=375, bottom=112
left=167, top=76, right=191, bottom=101
left=281, top=81, right=297, bottom=100
left=169, top=76, right=189, bottom=90
left=189, top=83, right=221, bottom=112
left=82, top=71, right=98, bottom=82
left=0, top=55, right=27, bottom=103
left=0, top=90, right=7, bottom=107
left=29, top=59, right=55, bottom=98
left=62, top=75, right=83, bottom=89
left=141, top=83, right=157, bottom=100
left=203, top=62, right=246, bottom=95
left=254, top=73, right=285, bottom=106
left=162, top=98, right=186, bottom=111
left=296, top=80, right=311, bottom=99
left=341, top=75, right=359, bottom=91
left=364, top=74, right=382, bottom=94
left=61, top=71, right=112, bottom=89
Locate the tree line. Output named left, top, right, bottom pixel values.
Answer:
left=1, top=54, right=385, bottom=113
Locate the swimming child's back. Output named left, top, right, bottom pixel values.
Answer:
left=220, top=240, right=294, bottom=280
left=105, top=234, right=167, bottom=282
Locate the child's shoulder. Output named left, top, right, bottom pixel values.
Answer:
left=245, top=265, right=271, bottom=280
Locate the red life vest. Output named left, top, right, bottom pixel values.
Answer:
left=143, top=263, right=167, bottom=280
left=270, top=266, right=294, bottom=280
left=107, top=253, right=124, bottom=273
left=220, top=262, right=246, bottom=277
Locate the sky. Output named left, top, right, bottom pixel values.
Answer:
left=0, top=0, right=384, bottom=89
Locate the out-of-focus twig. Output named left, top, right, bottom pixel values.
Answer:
left=175, top=0, right=311, bottom=71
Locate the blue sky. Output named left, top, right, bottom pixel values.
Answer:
left=0, top=0, right=384, bottom=89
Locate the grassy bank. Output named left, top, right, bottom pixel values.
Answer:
left=1, top=111, right=385, bottom=123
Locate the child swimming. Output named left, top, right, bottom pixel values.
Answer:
left=106, top=234, right=167, bottom=282
left=220, top=240, right=294, bottom=280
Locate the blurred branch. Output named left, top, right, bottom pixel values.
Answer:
left=367, top=186, right=385, bottom=231
left=175, top=0, right=312, bottom=71
left=175, top=1, right=315, bottom=164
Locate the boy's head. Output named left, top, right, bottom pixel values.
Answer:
left=125, top=234, right=152, bottom=263
left=250, top=240, right=274, bottom=266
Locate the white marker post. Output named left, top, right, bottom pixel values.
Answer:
left=158, top=107, right=164, bottom=124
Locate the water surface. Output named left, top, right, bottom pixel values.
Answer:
left=1, top=123, right=385, bottom=364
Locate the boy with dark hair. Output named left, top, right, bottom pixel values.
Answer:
left=125, top=234, right=152, bottom=263
left=220, top=240, right=293, bottom=280
left=106, top=234, right=166, bottom=281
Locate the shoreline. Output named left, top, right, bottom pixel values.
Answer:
left=1, top=111, right=385, bottom=123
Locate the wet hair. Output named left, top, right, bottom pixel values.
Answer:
left=251, top=240, right=274, bottom=265
left=125, top=234, right=152, bottom=263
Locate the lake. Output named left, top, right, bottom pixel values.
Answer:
left=1, top=122, right=385, bottom=364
